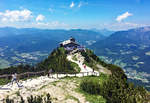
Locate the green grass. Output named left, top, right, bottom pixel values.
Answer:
left=80, top=73, right=109, bottom=85
left=72, top=55, right=78, bottom=61
left=0, top=78, right=11, bottom=85
left=77, top=75, right=108, bottom=103
left=65, top=95, right=80, bottom=103
left=77, top=88, right=106, bottom=103
left=70, top=62, right=80, bottom=73
left=62, top=76, right=107, bottom=103
left=98, top=73, right=109, bottom=84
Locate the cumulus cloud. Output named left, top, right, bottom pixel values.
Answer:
left=36, top=14, right=45, bottom=22
left=70, top=2, right=75, bottom=8
left=116, top=12, right=133, bottom=22
left=0, top=9, right=32, bottom=22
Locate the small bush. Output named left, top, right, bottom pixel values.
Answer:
left=80, top=77, right=101, bottom=95
left=5, top=93, right=52, bottom=103
left=5, top=96, right=14, bottom=103
left=0, top=78, right=11, bottom=85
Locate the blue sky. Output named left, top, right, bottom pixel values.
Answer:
left=0, top=0, right=149, bottom=30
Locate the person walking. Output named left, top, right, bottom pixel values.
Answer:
left=93, top=68, right=94, bottom=72
left=11, top=73, right=20, bottom=87
left=48, top=69, right=53, bottom=78
left=83, top=64, right=86, bottom=69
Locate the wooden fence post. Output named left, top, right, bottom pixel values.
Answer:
left=66, top=73, right=68, bottom=77
left=44, top=71, right=45, bottom=76
left=6, top=76, right=9, bottom=80
left=57, top=73, right=58, bottom=79
left=28, top=73, right=29, bottom=78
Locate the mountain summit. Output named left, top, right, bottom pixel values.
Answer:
left=37, top=37, right=111, bottom=74
left=0, top=37, right=149, bottom=103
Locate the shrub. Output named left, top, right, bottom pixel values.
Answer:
left=4, top=93, right=52, bottom=103
left=80, top=77, right=101, bottom=95
left=5, top=96, right=14, bottom=103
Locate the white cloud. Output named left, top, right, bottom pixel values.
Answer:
left=35, top=21, right=69, bottom=29
left=0, top=9, right=32, bottom=22
left=70, top=2, right=75, bottom=8
left=116, top=12, right=133, bottom=22
left=78, top=2, right=82, bottom=8
left=36, top=14, right=45, bottom=22
left=101, top=22, right=147, bottom=31
left=1, top=18, right=7, bottom=22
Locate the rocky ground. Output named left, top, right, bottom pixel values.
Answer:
left=0, top=53, right=107, bottom=103
left=0, top=76, right=89, bottom=103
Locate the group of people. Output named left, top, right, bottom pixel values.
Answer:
left=79, top=60, right=86, bottom=69
left=79, top=60, right=94, bottom=72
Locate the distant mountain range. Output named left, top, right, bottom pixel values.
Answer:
left=90, top=26, right=150, bottom=89
left=0, top=27, right=104, bottom=69
left=0, top=27, right=105, bottom=45
left=91, top=28, right=115, bottom=37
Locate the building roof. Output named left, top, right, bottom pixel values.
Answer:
left=60, top=38, right=78, bottom=46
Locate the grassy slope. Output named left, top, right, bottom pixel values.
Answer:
left=77, top=74, right=108, bottom=103
left=37, top=47, right=80, bottom=73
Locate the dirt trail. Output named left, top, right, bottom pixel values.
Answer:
left=0, top=76, right=88, bottom=103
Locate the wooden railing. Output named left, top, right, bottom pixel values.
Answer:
left=0, top=71, right=99, bottom=80
left=0, top=71, right=46, bottom=80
